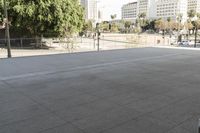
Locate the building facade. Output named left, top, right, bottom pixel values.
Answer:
left=188, top=0, right=200, bottom=13
left=125, top=0, right=188, bottom=22
left=122, top=2, right=138, bottom=21
left=137, top=0, right=157, bottom=19
left=156, top=0, right=188, bottom=22
left=80, top=0, right=99, bottom=24
left=137, top=0, right=149, bottom=17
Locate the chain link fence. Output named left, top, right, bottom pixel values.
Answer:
left=0, top=34, right=172, bottom=59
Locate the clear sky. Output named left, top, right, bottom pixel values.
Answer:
left=99, top=0, right=136, bottom=21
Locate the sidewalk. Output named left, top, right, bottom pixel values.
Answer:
left=0, top=47, right=200, bottom=133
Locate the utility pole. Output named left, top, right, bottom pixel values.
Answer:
left=4, top=0, right=11, bottom=58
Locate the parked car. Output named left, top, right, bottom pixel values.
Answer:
left=178, top=40, right=193, bottom=46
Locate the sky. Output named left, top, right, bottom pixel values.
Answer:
left=99, top=0, right=135, bottom=20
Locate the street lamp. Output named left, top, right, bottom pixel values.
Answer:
left=3, top=0, right=11, bottom=58
left=96, top=23, right=100, bottom=51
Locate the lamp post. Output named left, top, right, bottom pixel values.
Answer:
left=96, top=23, right=100, bottom=51
left=4, top=0, right=11, bottom=58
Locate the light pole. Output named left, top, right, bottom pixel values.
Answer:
left=96, top=23, right=100, bottom=51
left=4, top=0, right=11, bottom=58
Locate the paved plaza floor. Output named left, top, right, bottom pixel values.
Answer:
left=0, top=48, right=200, bottom=133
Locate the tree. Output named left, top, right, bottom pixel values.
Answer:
left=100, top=21, right=109, bottom=32
left=82, top=20, right=93, bottom=33
left=196, top=13, right=200, bottom=28
left=110, top=23, right=119, bottom=32
left=193, top=19, right=200, bottom=47
left=138, top=12, right=146, bottom=19
left=110, top=14, right=117, bottom=32
left=0, top=0, right=84, bottom=37
left=167, top=17, right=171, bottom=22
left=124, top=21, right=132, bottom=33
left=184, top=21, right=194, bottom=31
left=188, top=10, right=196, bottom=21
left=155, top=19, right=166, bottom=31
left=110, top=14, right=117, bottom=20
left=197, top=13, right=200, bottom=19
left=137, top=12, right=148, bottom=32
left=187, top=10, right=196, bottom=35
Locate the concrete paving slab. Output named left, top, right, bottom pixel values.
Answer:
left=54, top=99, right=122, bottom=122
left=166, top=127, right=191, bottom=133
left=40, top=123, right=84, bottom=133
left=1, top=48, right=200, bottom=133
left=0, top=104, right=51, bottom=127
left=102, top=115, right=174, bottom=133
left=72, top=106, right=141, bottom=133
left=0, top=114, right=66, bottom=133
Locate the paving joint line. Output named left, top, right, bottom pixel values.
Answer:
left=0, top=53, right=181, bottom=81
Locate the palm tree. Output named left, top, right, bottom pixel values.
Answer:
left=194, top=14, right=200, bottom=46
left=124, top=21, right=132, bottom=33
left=187, top=10, right=196, bottom=34
left=167, top=17, right=171, bottom=22
left=110, top=14, right=117, bottom=32
left=138, top=12, right=147, bottom=32
left=110, top=14, right=117, bottom=20
left=188, top=10, right=196, bottom=21
left=167, top=17, right=172, bottom=34
left=176, top=13, right=183, bottom=42
left=138, top=12, right=146, bottom=19
left=197, top=13, right=200, bottom=19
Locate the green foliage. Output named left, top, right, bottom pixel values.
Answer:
left=0, top=0, right=84, bottom=37
left=124, top=21, right=132, bottom=33
left=124, top=21, right=131, bottom=29
left=110, top=23, right=119, bottom=32
left=167, top=17, right=171, bottom=22
left=110, top=14, right=117, bottom=20
left=100, top=21, right=109, bottom=32
left=82, top=20, right=93, bottom=32
left=197, top=13, right=200, bottom=19
left=138, top=12, right=146, bottom=19
left=188, top=10, right=196, bottom=20
left=0, top=1, right=3, bottom=23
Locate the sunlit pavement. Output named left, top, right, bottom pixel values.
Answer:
left=0, top=47, right=200, bottom=133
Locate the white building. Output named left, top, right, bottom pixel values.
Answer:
left=188, top=0, right=200, bottom=13
left=122, top=2, right=138, bottom=21
left=156, top=0, right=188, bottom=22
left=80, top=0, right=99, bottom=24
left=137, top=0, right=149, bottom=17
left=137, top=0, right=157, bottom=19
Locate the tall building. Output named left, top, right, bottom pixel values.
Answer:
left=188, top=0, right=200, bottom=13
left=80, top=0, right=99, bottom=24
left=137, top=0, right=157, bottom=19
left=137, top=0, right=149, bottom=17
left=156, top=0, right=188, bottom=22
left=122, top=2, right=138, bottom=21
